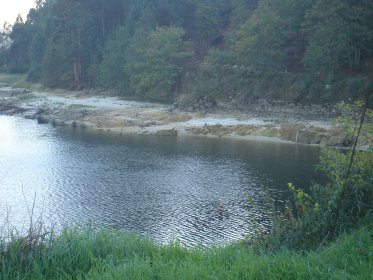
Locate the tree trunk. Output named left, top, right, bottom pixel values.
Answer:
left=101, top=9, right=106, bottom=38
left=73, top=59, right=81, bottom=82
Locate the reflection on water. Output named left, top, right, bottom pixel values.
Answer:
left=0, top=116, right=323, bottom=246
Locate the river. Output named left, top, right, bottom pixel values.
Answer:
left=0, top=115, right=324, bottom=246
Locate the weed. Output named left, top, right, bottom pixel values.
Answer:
left=0, top=224, right=371, bottom=279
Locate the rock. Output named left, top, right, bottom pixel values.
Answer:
left=37, top=115, right=50, bottom=124
left=64, top=121, right=74, bottom=127
left=309, top=132, right=326, bottom=145
left=296, top=129, right=311, bottom=144
left=235, top=125, right=255, bottom=136
left=22, top=110, right=37, bottom=119
left=10, top=88, right=32, bottom=96
left=190, top=125, right=233, bottom=137
left=280, top=123, right=306, bottom=141
left=261, top=127, right=281, bottom=138
left=156, top=128, right=178, bottom=136
left=141, top=121, right=158, bottom=128
left=52, top=119, right=65, bottom=126
left=190, top=127, right=209, bottom=135
left=36, top=107, right=46, bottom=115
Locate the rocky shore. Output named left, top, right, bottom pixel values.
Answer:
left=0, top=87, right=372, bottom=149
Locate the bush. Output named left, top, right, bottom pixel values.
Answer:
left=253, top=101, right=373, bottom=251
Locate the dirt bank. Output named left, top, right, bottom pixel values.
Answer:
left=0, top=87, right=371, bottom=149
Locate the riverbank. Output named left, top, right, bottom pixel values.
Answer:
left=1, top=224, right=372, bottom=279
left=0, top=86, right=372, bottom=149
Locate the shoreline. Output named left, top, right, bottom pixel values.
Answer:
left=0, top=87, right=371, bottom=149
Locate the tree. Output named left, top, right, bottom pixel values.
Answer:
left=275, top=0, right=315, bottom=69
left=193, top=1, right=224, bottom=50
left=230, top=0, right=259, bottom=27
left=7, top=18, right=33, bottom=73
left=41, top=40, right=65, bottom=87
left=125, top=26, right=190, bottom=101
left=42, top=0, right=106, bottom=88
left=98, top=27, right=128, bottom=90
left=233, top=1, right=286, bottom=79
left=190, top=48, right=239, bottom=102
left=1, top=0, right=372, bottom=104
left=26, top=4, right=49, bottom=81
left=304, top=0, right=373, bottom=80
left=28, top=31, right=47, bottom=81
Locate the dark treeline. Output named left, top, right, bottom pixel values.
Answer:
left=1, top=0, right=373, bottom=104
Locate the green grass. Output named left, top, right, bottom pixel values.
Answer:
left=1, top=225, right=372, bottom=279
left=16, top=94, right=42, bottom=102
left=0, top=73, right=28, bottom=87
left=68, top=103, right=96, bottom=110
left=0, top=73, right=43, bottom=89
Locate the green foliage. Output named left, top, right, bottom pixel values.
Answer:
left=233, top=2, right=286, bottom=79
left=230, top=0, right=259, bottom=27
left=0, top=73, right=28, bottom=87
left=1, top=0, right=373, bottom=103
left=25, top=4, right=48, bottom=82
left=191, top=0, right=227, bottom=51
left=185, top=48, right=239, bottom=103
left=27, top=32, right=46, bottom=82
left=6, top=21, right=33, bottom=73
left=1, top=224, right=372, bottom=279
left=229, top=0, right=315, bottom=101
left=125, top=26, right=191, bottom=101
left=304, top=0, right=373, bottom=80
left=255, top=102, right=373, bottom=251
left=41, top=41, right=64, bottom=87
left=334, top=100, right=373, bottom=147
left=98, top=27, right=129, bottom=91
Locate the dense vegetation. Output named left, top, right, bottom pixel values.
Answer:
left=1, top=0, right=373, bottom=104
left=1, top=225, right=372, bottom=279
left=253, top=103, right=373, bottom=251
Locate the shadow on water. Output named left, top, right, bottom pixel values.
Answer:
left=0, top=116, right=325, bottom=246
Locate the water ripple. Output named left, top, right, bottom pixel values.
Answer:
left=0, top=116, right=324, bottom=247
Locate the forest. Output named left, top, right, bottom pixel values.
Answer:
left=1, top=0, right=373, bottom=104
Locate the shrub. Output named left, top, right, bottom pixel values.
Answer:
left=253, top=100, right=373, bottom=251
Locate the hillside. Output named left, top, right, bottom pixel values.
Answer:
left=0, top=0, right=373, bottom=106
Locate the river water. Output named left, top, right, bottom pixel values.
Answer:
left=0, top=115, right=324, bottom=246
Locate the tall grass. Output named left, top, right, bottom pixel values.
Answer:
left=1, top=224, right=372, bottom=279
